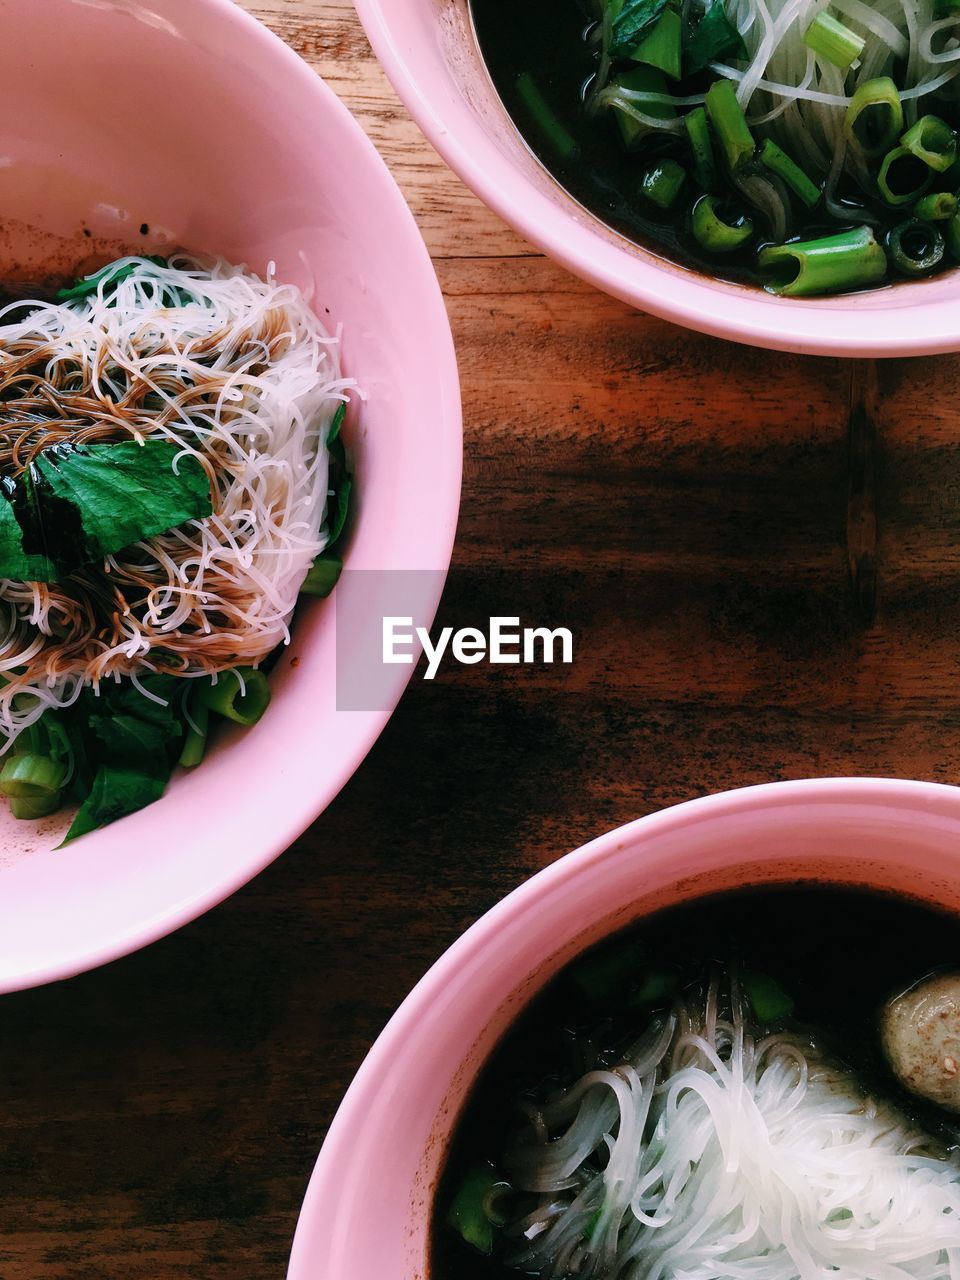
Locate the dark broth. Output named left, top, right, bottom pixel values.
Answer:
left=468, top=0, right=959, bottom=291
left=431, top=883, right=960, bottom=1279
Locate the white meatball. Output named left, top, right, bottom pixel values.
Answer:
left=881, top=973, right=960, bottom=1113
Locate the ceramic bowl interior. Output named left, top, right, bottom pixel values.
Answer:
left=0, top=0, right=461, bottom=991
left=289, top=778, right=960, bottom=1278
left=354, top=0, right=960, bottom=356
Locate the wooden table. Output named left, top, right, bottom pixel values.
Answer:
left=3, top=1, right=959, bottom=1276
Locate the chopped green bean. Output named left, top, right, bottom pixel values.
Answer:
left=900, top=114, right=958, bottom=173
left=685, top=106, right=716, bottom=190
left=886, top=218, right=946, bottom=275
left=844, top=77, right=903, bottom=158
left=704, top=79, right=755, bottom=170
left=878, top=146, right=935, bottom=205
left=197, top=668, right=271, bottom=726
left=947, top=213, right=960, bottom=259
left=641, top=159, right=686, bottom=208
left=691, top=194, right=754, bottom=251
left=516, top=72, right=578, bottom=160
left=804, top=11, right=864, bottom=69
left=758, top=139, right=820, bottom=208
left=757, top=226, right=887, bottom=297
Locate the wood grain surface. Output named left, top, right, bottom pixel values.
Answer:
left=2, top=2, right=959, bottom=1277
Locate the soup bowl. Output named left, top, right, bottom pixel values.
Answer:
left=354, top=0, right=960, bottom=357
left=0, top=0, right=461, bottom=991
left=289, top=776, right=960, bottom=1277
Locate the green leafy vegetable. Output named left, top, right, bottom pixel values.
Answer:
left=0, top=440, right=212, bottom=582
left=300, top=552, right=342, bottom=598
left=64, top=765, right=168, bottom=844
left=57, top=255, right=169, bottom=301
left=301, top=400, right=352, bottom=598
left=630, top=7, right=682, bottom=78
left=609, top=0, right=671, bottom=57
left=571, top=939, right=646, bottom=1002
left=328, top=400, right=346, bottom=444
left=742, top=969, right=795, bottom=1021
left=685, top=0, right=748, bottom=74
left=0, top=485, right=55, bottom=580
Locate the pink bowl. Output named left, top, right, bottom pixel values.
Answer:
left=289, top=777, right=960, bottom=1278
left=0, top=0, right=461, bottom=991
left=354, top=0, right=960, bottom=357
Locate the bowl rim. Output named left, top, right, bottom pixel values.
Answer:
left=0, top=0, right=462, bottom=993
left=353, top=0, right=960, bottom=358
left=288, top=775, right=960, bottom=1275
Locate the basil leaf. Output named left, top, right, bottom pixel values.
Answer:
left=609, top=0, right=670, bottom=56
left=685, top=1, right=747, bottom=73
left=0, top=440, right=212, bottom=582
left=62, top=764, right=169, bottom=844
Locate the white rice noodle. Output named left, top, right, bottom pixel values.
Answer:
left=667, top=0, right=960, bottom=185
left=503, top=981, right=960, bottom=1280
left=0, top=255, right=350, bottom=746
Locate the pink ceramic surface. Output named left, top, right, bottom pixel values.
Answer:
left=353, top=0, right=960, bottom=357
left=289, top=777, right=960, bottom=1278
left=0, top=0, right=461, bottom=991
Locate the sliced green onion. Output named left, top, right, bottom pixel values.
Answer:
left=685, top=106, right=716, bottom=190
left=901, top=114, right=958, bottom=173
left=516, top=73, right=578, bottom=161
left=197, top=668, right=271, bottom=726
left=10, top=791, right=62, bottom=820
left=804, top=11, right=864, bottom=69
left=885, top=218, right=945, bottom=275
left=446, top=1163, right=511, bottom=1255
left=691, top=194, right=754, bottom=251
left=629, top=7, right=682, bottom=79
left=878, top=146, right=935, bottom=205
left=758, top=139, right=820, bottom=208
left=178, top=700, right=209, bottom=768
left=757, top=226, right=887, bottom=297
left=609, top=66, right=675, bottom=148
left=641, top=159, right=686, bottom=209
left=3, top=755, right=62, bottom=799
left=947, top=213, right=960, bottom=259
left=936, top=0, right=960, bottom=14
left=844, top=77, right=903, bottom=158
left=300, top=551, right=343, bottom=598
left=913, top=191, right=958, bottom=221
left=704, top=78, right=755, bottom=170
left=0, top=753, right=67, bottom=798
